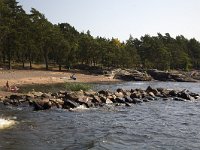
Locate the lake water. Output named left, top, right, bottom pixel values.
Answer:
left=1, top=81, right=200, bottom=150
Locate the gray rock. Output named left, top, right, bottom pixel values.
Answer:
left=63, top=99, right=79, bottom=109
left=32, top=98, right=52, bottom=110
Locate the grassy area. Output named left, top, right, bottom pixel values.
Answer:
left=65, top=82, right=92, bottom=91
left=18, top=82, right=92, bottom=93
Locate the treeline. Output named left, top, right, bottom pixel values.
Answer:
left=1, top=0, right=200, bottom=71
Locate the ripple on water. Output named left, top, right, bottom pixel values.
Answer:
left=1, top=82, right=200, bottom=149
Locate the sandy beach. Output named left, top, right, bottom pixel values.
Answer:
left=0, top=69, right=118, bottom=87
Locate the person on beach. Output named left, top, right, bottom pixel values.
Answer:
left=10, top=86, right=19, bottom=92
left=5, top=81, right=19, bottom=92
left=5, top=81, right=10, bottom=91
left=70, top=74, right=76, bottom=80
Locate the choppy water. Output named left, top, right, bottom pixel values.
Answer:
left=1, top=81, right=200, bottom=150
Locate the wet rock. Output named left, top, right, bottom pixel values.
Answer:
left=169, top=90, right=178, bottom=97
left=98, top=90, right=109, bottom=96
left=3, top=99, right=10, bottom=105
left=26, top=93, right=35, bottom=99
left=32, top=91, right=43, bottom=97
left=163, top=98, right=169, bottom=101
left=105, top=98, right=113, bottom=104
left=146, top=86, right=159, bottom=95
left=114, top=92, right=124, bottom=98
left=58, top=90, right=67, bottom=95
left=131, top=98, right=143, bottom=104
left=125, top=91, right=131, bottom=97
left=130, top=92, right=142, bottom=99
left=173, top=97, right=186, bottom=101
left=65, top=91, right=84, bottom=101
left=100, top=96, right=113, bottom=104
left=141, top=92, right=148, bottom=98
left=92, top=95, right=101, bottom=103
left=99, top=96, right=107, bottom=103
left=116, top=88, right=124, bottom=93
left=51, top=92, right=58, bottom=97
left=125, top=103, right=131, bottom=107
left=3, top=99, right=19, bottom=106
left=114, top=97, right=126, bottom=103
left=9, top=94, right=23, bottom=100
left=63, top=99, right=79, bottom=109
left=77, top=96, right=90, bottom=104
left=84, top=90, right=96, bottom=97
left=32, top=98, right=52, bottom=111
left=143, top=99, right=150, bottom=102
left=159, top=89, right=170, bottom=97
left=177, top=91, right=192, bottom=100
left=189, top=92, right=199, bottom=98
left=146, top=96, right=154, bottom=101
left=50, top=99, right=64, bottom=108
left=125, top=96, right=133, bottom=103
left=148, top=92, right=155, bottom=97
left=41, top=93, right=51, bottom=98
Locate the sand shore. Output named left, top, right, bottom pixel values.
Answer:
left=0, top=69, right=118, bottom=88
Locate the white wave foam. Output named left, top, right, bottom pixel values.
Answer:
left=70, top=105, right=88, bottom=111
left=132, top=82, right=144, bottom=85
left=0, top=118, right=16, bottom=129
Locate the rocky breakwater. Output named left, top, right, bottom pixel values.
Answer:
left=0, top=86, right=200, bottom=111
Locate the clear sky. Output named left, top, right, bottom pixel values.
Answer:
left=17, top=0, right=200, bottom=42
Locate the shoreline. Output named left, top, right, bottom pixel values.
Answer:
left=0, top=69, right=120, bottom=97
left=0, top=69, right=120, bottom=88
left=0, top=69, right=199, bottom=97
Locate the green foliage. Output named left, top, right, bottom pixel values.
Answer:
left=65, top=83, right=91, bottom=91
left=0, top=0, right=200, bottom=71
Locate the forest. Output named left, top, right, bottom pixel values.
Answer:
left=1, top=0, right=200, bottom=71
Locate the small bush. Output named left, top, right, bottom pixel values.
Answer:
left=65, top=82, right=91, bottom=91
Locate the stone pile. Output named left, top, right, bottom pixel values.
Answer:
left=0, top=86, right=199, bottom=111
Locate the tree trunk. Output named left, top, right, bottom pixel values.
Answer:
left=45, top=55, right=48, bottom=70
left=29, top=60, right=32, bottom=69
left=8, top=52, right=11, bottom=70
left=7, top=37, right=12, bottom=70
left=44, top=51, right=48, bottom=70
left=22, top=61, right=25, bottom=69
left=59, top=64, right=62, bottom=71
left=22, top=55, right=25, bottom=69
left=29, top=53, right=32, bottom=69
left=2, top=51, right=6, bottom=64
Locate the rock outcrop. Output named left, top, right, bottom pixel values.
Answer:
left=147, top=69, right=196, bottom=82
left=113, top=69, right=152, bottom=81
left=105, top=68, right=198, bottom=82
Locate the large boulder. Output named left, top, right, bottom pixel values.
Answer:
left=63, top=99, right=80, bottom=109
left=50, top=98, right=64, bottom=108
left=147, top=69, right=171, bottom=81
left=146, top=86, right=159, bottom=95
left=31, top=98, right=52, bottom=111
left=114, top=69, right=152, bottom=81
